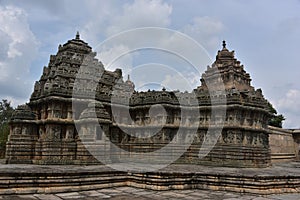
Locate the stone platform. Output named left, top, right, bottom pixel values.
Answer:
left=1, top=186, right=300, bottom=200
left=0, top=162, right=300, bottom=196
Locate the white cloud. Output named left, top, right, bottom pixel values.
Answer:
left=92, top=27, right=211, bottom=93
left=0, top=5, right=38, bottom=106
left=79, top=2, right=219, bottom=94
left=182, top=16, right=225, bottom=53
left=162, top=72, right=199, bottom=92
left=274, top=89, right=300, bottom=128
left=81, top=0, right=175, bottom=86
left=106, top=0, right=172, bottom=36
left=98, top=44, right=136, bottom=76
left=80, top=1, right=119, bottom=45
left=81, top=0, right=172, bottom=46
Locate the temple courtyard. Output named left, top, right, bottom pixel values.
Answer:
left=2, top=34, right=300, bottom=199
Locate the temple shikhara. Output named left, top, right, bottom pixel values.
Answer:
left=5, top=33, right=299, bottom=167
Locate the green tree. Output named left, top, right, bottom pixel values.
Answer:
left=0, top=99, right=14, bottom=157
left=0, top=123, right=9, bottom=147
left=0, top=99, right=14, bottom=124
left=267, top=102, right=285, bottom=128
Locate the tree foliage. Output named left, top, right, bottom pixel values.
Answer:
left=267, top=102, right=285, bottom=128
left=0, top=123, right=9, bottom=146
left=0, top=99, right=14, bottom=156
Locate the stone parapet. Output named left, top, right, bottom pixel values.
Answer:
left=268, top=126, right=297, bottom=162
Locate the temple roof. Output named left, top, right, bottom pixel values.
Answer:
left=11, top=105, right=36, bottom=121
left=215, top=40, right=236, bottom=64
left=125, top=75, right=135, bottom=91
left=58, top=31, right=92, bottom=54
left=80, top=102, right=111, bottom=121
left=199, top=41, right=253, bottom=92
left=29, top=35, right=268, bottom=111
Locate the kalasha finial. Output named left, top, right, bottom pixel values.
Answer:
left=222, top=40, right=226, bottom=49
left=127, top=74, right=130, bottom=80
left=76, top=31, right=80, bottom=40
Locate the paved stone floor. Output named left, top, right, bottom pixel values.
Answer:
left=0, top=187, right=300, bottom=200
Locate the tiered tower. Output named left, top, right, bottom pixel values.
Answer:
left=193, top=41, right=271, bottom=166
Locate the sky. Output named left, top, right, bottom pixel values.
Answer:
left=0, top=0, right=299, bottom=128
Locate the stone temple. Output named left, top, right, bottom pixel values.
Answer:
left=5, top=33, right=299, bottom=168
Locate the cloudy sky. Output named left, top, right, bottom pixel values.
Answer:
left=0, top=0, right=299, bottom=128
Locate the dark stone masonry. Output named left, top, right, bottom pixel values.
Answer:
left=4, top=33, right=299, bottom=168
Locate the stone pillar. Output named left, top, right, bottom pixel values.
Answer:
left=47, top=104, right=53, bottom=119
left=67, top=105, right=73, bottom=119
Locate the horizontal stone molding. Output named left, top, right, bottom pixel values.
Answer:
left=0, top=164, right=300, bottom=195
